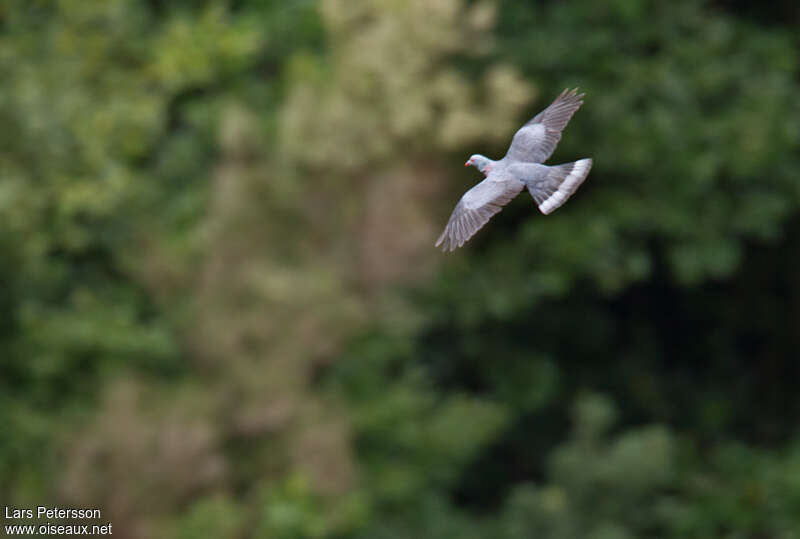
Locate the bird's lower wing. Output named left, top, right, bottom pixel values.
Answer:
left=435, top=176, right=524, bottom=252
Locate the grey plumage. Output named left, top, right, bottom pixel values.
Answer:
left=436, top=88, right=592, bottom=252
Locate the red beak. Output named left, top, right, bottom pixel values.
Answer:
left=464, top=161, right=470, bottom=167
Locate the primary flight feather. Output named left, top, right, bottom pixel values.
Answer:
left=436, top=88, right=592, bottom=251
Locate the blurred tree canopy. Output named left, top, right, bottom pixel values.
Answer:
left=1, top=0, right=800, bottom=537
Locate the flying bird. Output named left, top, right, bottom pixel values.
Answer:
left=436, top=88, right=592, bottom=251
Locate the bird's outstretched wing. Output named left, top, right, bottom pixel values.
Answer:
left=435, top=173, right=524, bottom=252
left=504, top=88, right=585, bottom=164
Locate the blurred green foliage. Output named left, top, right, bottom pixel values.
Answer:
left=2, top=0, right=800, bottom=537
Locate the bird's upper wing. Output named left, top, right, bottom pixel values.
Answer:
left=503, top=88, right=585, bottom=164
left=435, top=173, right=524, bottom=251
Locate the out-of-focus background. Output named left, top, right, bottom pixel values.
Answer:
left=2, top=0, right=800, bottom=537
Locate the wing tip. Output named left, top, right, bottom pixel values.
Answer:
left=435, top=230, right=454, bottom=252
left=562, top=86, right=585, bottom=101
left=435, top=231, right=467, bottom=252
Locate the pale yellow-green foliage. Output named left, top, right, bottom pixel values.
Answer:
left=281, top=0, right=532, bottom=171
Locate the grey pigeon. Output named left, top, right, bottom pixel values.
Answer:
left=436, top=88, right=592, bottom=251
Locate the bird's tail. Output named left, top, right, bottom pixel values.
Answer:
left=530, top=158, right=592, bottom=215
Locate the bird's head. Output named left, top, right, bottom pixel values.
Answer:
left=465, top=154, right=492, bottom=174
